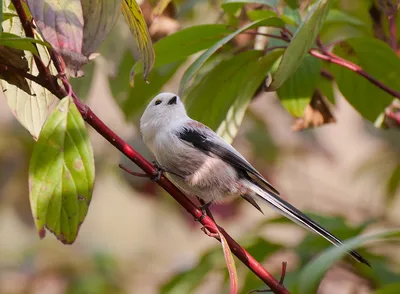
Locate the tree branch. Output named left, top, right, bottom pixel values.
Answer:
left=309, top=49, right=400, bottom=99
left=10, top=1, right=290, bottom=293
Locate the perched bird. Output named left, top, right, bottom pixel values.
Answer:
left=140, top=92, right=370, bottom=266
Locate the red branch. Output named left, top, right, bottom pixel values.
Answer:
left=10, top=0, right=289, bottom=293
left=309, top=49, right=400, bottom=99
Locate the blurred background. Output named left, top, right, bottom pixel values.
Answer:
left=1, top=0, right=400, bottom=293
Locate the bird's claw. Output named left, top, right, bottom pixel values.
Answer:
left=151, top=160, right=165, bottom=181
left=195, top=201, right=213, bottom=222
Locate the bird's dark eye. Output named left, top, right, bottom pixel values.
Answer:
left=154, top=99, right=162, bottom=105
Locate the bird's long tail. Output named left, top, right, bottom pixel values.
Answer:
left=248, top=182, right=370, bottom=266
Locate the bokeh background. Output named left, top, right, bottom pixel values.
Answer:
left=1, top=0, right=400, bottom=293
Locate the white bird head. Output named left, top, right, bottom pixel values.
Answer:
left=140, top=92, right=188, bottom=143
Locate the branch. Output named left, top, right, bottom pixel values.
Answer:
left=309, top=49, right=400, bottom=99
left=10, top=1, right=290, bottom=293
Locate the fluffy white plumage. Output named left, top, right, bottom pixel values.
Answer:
left=140, top=92, right=369, bottom=266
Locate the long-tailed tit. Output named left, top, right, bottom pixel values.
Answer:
left=140, top=92, right=370, bottom=266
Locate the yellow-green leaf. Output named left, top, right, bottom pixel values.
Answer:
left=29, top=97, right=95, bottom=244
left=121, top=0, right=155, bottom=81
left=267, top=0, right=334, bottom=91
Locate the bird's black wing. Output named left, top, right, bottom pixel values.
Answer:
left=177, top=126, right=280, bottom=195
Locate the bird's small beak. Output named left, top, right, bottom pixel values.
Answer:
left=167, top=96, right=177, bottom=105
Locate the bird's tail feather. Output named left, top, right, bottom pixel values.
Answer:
left=248, top=182, right=370, bottom=266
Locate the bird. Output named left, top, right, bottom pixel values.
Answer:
left=139, top=92, right=370, bottom=266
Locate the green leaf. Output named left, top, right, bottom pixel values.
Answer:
left=317, top=74, right=335, bottom=104
left=297, top=229, right=400, bottom=294
left=81, top=0, right=122, bottom=57
left=267, top=0, right=334, bottom=91
left=222, top=0, right=278, bottom=12
left=153, top=24, right=233, bottom=68
left=29, top=97, right=95, bottom=244
left=179, top=17, right=285, bottom=96
left=330, top=37, right=399, bottom=121
left=160, top=248, right=223, bottom=294
left=185, top=49, right=283, bottom=143
left=283, top=0, right=298, bottom=9
left=2, top=12, right=18, bottom=22
left=1, top=3, right=56, bottom=139
left=375, top=283, right=400, bottom=294
left=247, top=9, right=297, bottom=26
left=109, top=50, right=183, bottom=120
left=121, top=0, right=155, bottom=81
left=320, top=9, right=371, bottom=44
left=27, top=0, right=87, bottom=76
left=0, top=32, right=40, bottom=54
left=277, top=54, right=321, bottom=117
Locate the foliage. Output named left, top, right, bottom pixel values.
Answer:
left=0, top=0, right=399, bottom=293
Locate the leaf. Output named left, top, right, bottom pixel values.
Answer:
left=160, top=248, right=223, bottom=293
left=2, top=12, right=18, bottom=22
left=81, top=0, right=122, bottom=58
left=0, top=32, right=39, bottom=54
left=153, top=24, right=233, bottom=69
left=277, top=54, right=322, bottom=117
left=247, top=9, right=297, bottom=26
left=267, top=0, right=334, bottom=91
left=29, top=96, right=95, bottom=244
left=320, top=9, right=371, bottom=44
left=1, top=2, right=56, bottom=139
left=297, top=229, right=400, bottom=294
left=121, top=0, right=155, bottom=81
left=185, top=50, right=283, bottom=143
left=222, top=0, right=278, bottom=11
left=375, top=283, right=400, bottom=294
left=179, top=17, right=285, bottom=96
left=330, top=37, right=399, bottom=121
left=109, top=50, right=183, bottom=120
left=218, top=229, right=238, bottom=294
left=0, top=45, right=31, bottom=94
left=27, top=0, right=87, bottom=77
